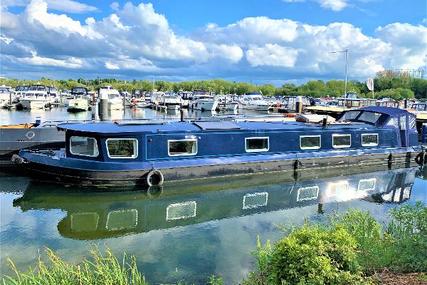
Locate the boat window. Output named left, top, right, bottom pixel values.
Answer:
left=297, top=186, right=319, bottom=201
left=166, top=201, right=197, bottom=221
left=106, top=138, right=138, bottom=159
left=300, top=135, right=321, bottom=150
left=386, top=117, right=398, bottom=128
left=106, top=209, right=138, bottom=231
left=399, top=116, right=407, bottom=130
left=70, top=212, right=99, bottom=232
left=332, top=134, right=351, bottom=148
left=245, top=137, right=269, bottom=152
left=358, top=178, right=376, bottom=191
left=409, top=115, right=416, bottom=130
left=70, top=136, right=99, bottom=157
left=357, top=111, right=382, bottom=124
left=243, top=192, right=269, bottom=209
left=339, top=110, right=361, bottom=121
left=168, top=139, right=198, bottom=156
left=361, top=133, right=379, bottom=147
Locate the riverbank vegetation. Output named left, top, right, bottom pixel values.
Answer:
left=243, top=202, right=427, bottom=285
left=2, top=203, right=426, bottom=284
left=2, top=249, right=146, bottom=285
left=1, top=70, right=426, bottom=100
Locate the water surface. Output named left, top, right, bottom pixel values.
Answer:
left=0, top=108, right=426, bottom=284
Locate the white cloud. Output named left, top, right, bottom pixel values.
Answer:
left=110, top=1, right=120, bottom=11
left=376, top=23, right=427, bottom=70
left=18, top=52, right=84, bottom=68
left=1, top=0, right=97, bottom=13
left=203, top=17, right=299, bottom=45
left=317, top=0, right=348, bottom=11
left=25, top=0, right=101, bottom=38
left=0, top=0, right=425, bottom=80
left=282, top=0, right=349, bottom=11
left=0, top=34, right=13, bottom=44
left=45, top=0, right=97, bottom=13
left=246, top=44, right=299, bottom=67
left=105, top=56, right=159, bottom=72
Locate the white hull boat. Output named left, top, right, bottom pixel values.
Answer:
left=19, top=98, right=49, bottom=110
left=67, top=97, right=89, bottom=112
left=239, top=94, right=272, bottom=112
left=190, top=99, right=218, bottom=112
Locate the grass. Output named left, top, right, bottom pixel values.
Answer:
left=2, top=248, right=146, bottom=285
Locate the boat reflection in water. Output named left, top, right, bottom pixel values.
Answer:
left=13, top=166, right=418, bottom=240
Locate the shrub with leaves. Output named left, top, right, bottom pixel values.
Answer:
left=243, top=225, right=370, bottom=285
left=331, top=209, right=393, bottom=272
left=268, top=225, right=367, bottom=285
left=387, top=202, right=427, bottom=272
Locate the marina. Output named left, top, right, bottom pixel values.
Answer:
left=1, top=0, right=426, bottom=282
left=1, top=93, right=426, bottom=283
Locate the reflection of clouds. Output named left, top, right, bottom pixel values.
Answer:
left=1, top=175, right=426, bottom=283
left=1, top=193, right=38, bottom=232
left=0, top=198, right=393, bottom=283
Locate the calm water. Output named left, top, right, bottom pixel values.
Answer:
left=0, top=108, right=426, bottom=284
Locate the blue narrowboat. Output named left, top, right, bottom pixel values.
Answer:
left=13, top=106, right=426, bottom=187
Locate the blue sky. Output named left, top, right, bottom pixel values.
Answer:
left=0, top=0, right=426, bottom=83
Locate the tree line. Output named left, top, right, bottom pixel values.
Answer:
left=1, top=72, right=426, bottom=100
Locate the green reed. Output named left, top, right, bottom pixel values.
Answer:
left=2, top=248, right=146, bottom=285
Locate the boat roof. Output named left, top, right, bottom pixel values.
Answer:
left=58, top=120, right=375, bottom=134
left=358, top=106, right=410, bottom=117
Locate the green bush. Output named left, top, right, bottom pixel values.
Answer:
left=2, top=248, right=146, bottom=285
left=244, top=225, right=369, bottom=285
left=387, top=202, right=427, bottom=272
left=331, top=209, right=393, bottom=272
left=245, top=204, right=426, bottom=285
left=334, top=203, right=427, bottom=273
left=269, top=225, right=367, bottom=285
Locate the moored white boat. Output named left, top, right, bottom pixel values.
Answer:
left=67, top=87, right=90, bottom=112
left=99, top=86, right=123, bottom=110
left=151, top=92, right=182, bottom=110
left=0, top=85, right=14, bottom=108
left=189, top=95, right=218, bottom=112
left=239, top=93, right=273, bottom=111
left=18, top=85, right=51, bottom=110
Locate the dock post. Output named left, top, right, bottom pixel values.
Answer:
left=296, top=96, right=303, bottom=113
left=180, top=103, right=184, bottom=121
left=91, top=103, right=99, bottom=120
left=98, top=90, right=109, bottom=121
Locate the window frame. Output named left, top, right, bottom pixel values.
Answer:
left=332, top=134, right=351, bottom=149
left=166, top=201, right=197, bottom=221
left=245, top=136, right=270, bottom=153
left=106, top=138, right=138, bottom=159
left=297, top=186, right=320, bottom=202
left=168, top=138, right=198, bottom=157
left=361, top=133, right=379, bottom=147
left=300, top=135, right=321, bottom=150
left=69, top=136, right=99, bottom=157
left=357, top=178, right=377, bottom=192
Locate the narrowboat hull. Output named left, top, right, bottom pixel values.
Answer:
left=15, top=146, right=422, bottom=187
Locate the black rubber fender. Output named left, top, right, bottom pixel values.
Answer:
left=146, top=169, right=164, bottom=187
left=415, top=151, right=427, bottom=165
